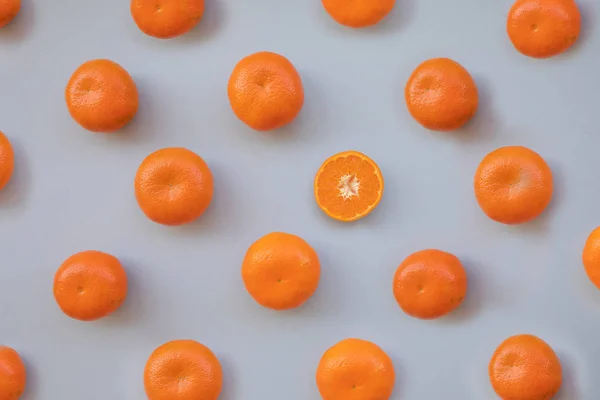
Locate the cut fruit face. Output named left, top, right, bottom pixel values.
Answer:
left=314, top=151, right=384, bottom=222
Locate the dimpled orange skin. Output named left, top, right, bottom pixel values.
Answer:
left=228, top=51, right=304, bottom=131
left=582, top=226, right=600, bottom=289
left=393, top=249, right=467, bottom=319
left=135, top=147, right=214, bottom=226
left=489, top=334, right=562, bottom=400
left=0, top=346, right=26, bottom=400
left=53, top=250, right=128, bottom=321
left=242, top=232, right=321, bottom=310
left=316, top=338, right=395, bottom=400
left=144, top=340, right=222, bottom=400
left=0, top=131, right=14, bottom=192
left=131, top=0, right=204, bottom=39
left=314, top=151, right=384, bottom=222
left=321, top=0, right=395, bottom=28
left=405, top=58, right=479, bottom=131
left=474, top=146, right=553, bottom=225
left=0, top=0, right=20, bottom=28
left=65, top=59, right=139, bottom=133
left=507, top=0, right=581, bottom=58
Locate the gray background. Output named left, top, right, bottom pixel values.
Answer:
left=0, top=0, right=598, bottom=398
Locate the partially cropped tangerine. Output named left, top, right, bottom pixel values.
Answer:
left=316, top=338, right=396, bottom=400
left=0, top=346, right=26, bottom=400
left=322, top=0, right=395, bottom=28
left=0, top=130, right=14, bottom=192
left=489, top=334, right=562, bottom=400
left=65, top=59, right=139, bottom=133
left=507, top=0, right=581, bottom=58
left=242, top=232, right=320, bottom=310
left=583, top=226, right=600, bottom=290
left=144, top=339, right=223, bottom=400
left=53, top=250, right=128, bottom=321
left=135, top=147, right=214, bottom=226
left=0, top=0, right=20, bottom=28
left=228, top=51, right=304, bottom=131
left=314, top=151, right=384, bottom=222
left=474, top=146, right=553, bottom=225
left=393, top=249, right=467, bottom=319
left=131, top=0, right=205, bottom=39
left=405, top=58, right=479, bottom=131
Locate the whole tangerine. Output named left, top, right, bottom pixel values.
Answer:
left=228, top=51, right=304, bottom=131
left=0, top=0, right=19, bottom=28
left=583, top=226, right=600, bottom=289
left=507, top=0, right=581, bottom=58
left=65, top=59, right=139, bottom=133
left=322, top=0, right=395, bottom=28
left=131, top=0, right=205, bottom=39
left=242, top=232, right=320, bottom=310
left=144, top=339, right=223, bottom=400
left=489, top=334, right=562, bottom=400
left=474, top=146, right=553, bottom=224
left=53, top=250, right=128, bottom=321
left=0, top=346, right=26, bottom=400
left=316, top=338, right=395, bottom=400
left=134, top=147, right=214, bottom=226
left=405, top=57, right=479, bottom=131
left=0, top=131, right=14, bottom=192
left=393, top=249, right=467, bottom=319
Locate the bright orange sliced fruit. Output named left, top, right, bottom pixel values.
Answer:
left=314, top=151, right=384, bottom=222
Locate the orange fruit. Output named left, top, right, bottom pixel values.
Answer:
left=131, top=0, right=204, bottom=39
left=0, top=131, right=14, bottom=192
left=242, top=232, right=320, bottom=310
left=489, top=334, right=562, bottom=400
left=507, top=0, right=581, bottom=58
left=0, top=0, right=20, bottom=28
left=53, top=250, right=128, bottom=321
left=393, top=249, right=467, bottom=319
left=144, top=339, right=222, bottom=400
left=322, top=0, right=395, bottom=28
left=228, top=51, right=304, bottom=131
left=474, top=146, right=553, bottom=225
left=314, top=151, right=384, bottom=222
left=135, top=147, right=214, bottom=226
left=65, top=59, right=139, bottom=133
left=582, top=226, right=600, bottom=289
left=0, top=346, right=26, bottom=400
left=316, top=338, right=395, bottom=400
left=405, top=58, right=479, bottom=131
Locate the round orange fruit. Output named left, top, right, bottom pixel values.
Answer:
left=53, top=250, right=128, bottom=321
left=583, top=226, right=600, bottom=289
left=131, top=0, right=205, bottom=39
left=65, top=59, right=139, bottom=133
left=405, top=57, right=479, bottom=131
left=228, top=51, right=304, bottom=131
left=135, top=147, right=214, bottom=226
left=507, top=0, right=581, bottom=58
left=0, top=0, right=20, bottom=28
left=322, top=0, right=395, bottom=28
left=474, top=146, right=553, bottom=225
left=242, top=232, right=320, bottom=310
left=144, top=339, right=223, bottom=400
left=0, top=346, right=26, bottom=400
left=393, top=249, right=467, bottom=319
left=316, top=338, right=395, bottom=400
left=0, top=131, right=14, bottom=192
left=489, top=334, right=562, bottom=400
left=314, top=151, right=384, bottom=222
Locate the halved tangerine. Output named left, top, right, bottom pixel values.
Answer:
left=314, top=151, right=384, bottom=222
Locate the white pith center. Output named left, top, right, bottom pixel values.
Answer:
left=338, top=174, right=360, bottom=199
